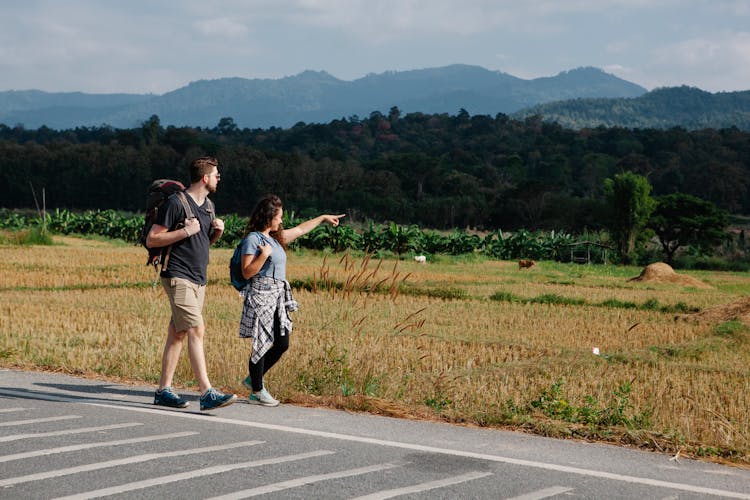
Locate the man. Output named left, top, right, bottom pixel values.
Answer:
left=146, top=156, right=237, bottom=411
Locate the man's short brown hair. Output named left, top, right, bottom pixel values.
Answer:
left=189, top=156, right=219, bottom=183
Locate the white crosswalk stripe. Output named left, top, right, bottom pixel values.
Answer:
left=0, top=440, right=263, bottom=487
left=504, top=486, right=575, bottom=500
left=207, top=461, right=405, bottom=499
left=0, top=415, right=80, bottom=427
left=353, top=470, right=494, bottom=499
left=0, top=407, right=31, bottom=413
left=0, top=431, right=197, bottom=463
left=54, top=450, right=336, bottom=500
left=0, top=422, right=143, bottom=443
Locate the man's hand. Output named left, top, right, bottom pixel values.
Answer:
left=211, top=218, right=225, bottom=233
left=183, top=217, right=200, bottom=237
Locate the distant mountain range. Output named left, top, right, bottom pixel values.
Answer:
left=0, top=65, right=647, bottom=130
left=1, top=65, right=748, bottom=131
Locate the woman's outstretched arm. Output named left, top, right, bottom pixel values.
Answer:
left=281, top=214, right=345, bottom=244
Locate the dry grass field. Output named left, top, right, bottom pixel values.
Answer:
left=2, top=236, right=749, bottom=465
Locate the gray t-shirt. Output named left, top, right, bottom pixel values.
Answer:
left=155, top=192, right=213, bottom=285
left=240, top=232, right=287, bottom=281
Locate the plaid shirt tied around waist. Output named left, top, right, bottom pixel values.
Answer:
left=239, top=276, right=299, bottom=363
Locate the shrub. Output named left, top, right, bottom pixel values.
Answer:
left=4, top=226, right=53, bottom=246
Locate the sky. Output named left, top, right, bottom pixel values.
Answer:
left=1, top=0, right=749, bottom=95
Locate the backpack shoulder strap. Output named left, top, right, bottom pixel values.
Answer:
left=175, top=191, right=194, bottom=220
left=161, top=191, right=194, bottom=274
left=205, top=197, right=215, bottom=221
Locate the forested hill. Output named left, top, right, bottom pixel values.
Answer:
left=514, top=86, right=750, bottom=131
left=0, top=65, right=644, bottom=130
left=2, top=110, right=749, bottom=232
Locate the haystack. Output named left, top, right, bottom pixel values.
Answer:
left=629, top=262, right=712, bottom=289
left=678, top=296, right=750, bottom=326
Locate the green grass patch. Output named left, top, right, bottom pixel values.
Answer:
left=529, top=378, right=650, bottom=429
left=400, top=285, right=468, bottom=300
left=599, top=298, right=639, bottom=309
left=489, top=291, right=522, bottom=302
left=1, top=227, right=54, bottom=246
left=0, top=281, right=154, bottom=293
left=527, top=294, right=586, bottom=306
left=289, top=277, right=344, bottom=293
left=0, top=348, right=16, bottom=359
left=490, top=291, right=700, bottom=314
left=712, top=320, right=749, bottom=344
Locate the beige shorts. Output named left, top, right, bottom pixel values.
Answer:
left=161, top=277, right=205, bottom=332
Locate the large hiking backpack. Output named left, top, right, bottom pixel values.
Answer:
left=138, top=179, right=189, bottom=269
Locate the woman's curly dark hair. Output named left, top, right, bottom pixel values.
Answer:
left=245, top=194, right=286, bottom=248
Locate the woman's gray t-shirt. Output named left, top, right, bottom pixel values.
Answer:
left=239, top=232, right=287, bottom=281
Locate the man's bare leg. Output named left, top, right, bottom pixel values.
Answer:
left=158, top=321, right=185, bottom=391
left=186, top=325, right=211, bottom=394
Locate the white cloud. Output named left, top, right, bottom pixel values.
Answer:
left=647, top=31, right=750, bottom=91
left=605, top=41, right=630, bottom=54
left=194, top=17, right=249, bottom=38
left=278, top=0, right=554, bottom=40
left=0, top=0, right=748, bottom=93
left=712, top=0, right=750, bottom=17
left=603, top=64, right=627, bottom=73
left=656, top=38, right=722, bottom=66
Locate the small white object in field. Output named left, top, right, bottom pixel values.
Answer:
left=592, top=347, right=600, bottom=355
left=414, top=255, right=426, bottom=263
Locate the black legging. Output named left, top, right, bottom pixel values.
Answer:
left=248, top=312, right=289, bottom=393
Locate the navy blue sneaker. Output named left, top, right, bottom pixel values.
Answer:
left=200, top=388, right=237, bottom=411
left=154, top=387, right=189, bottom=408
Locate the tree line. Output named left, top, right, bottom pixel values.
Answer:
left=514, top=86, right=750, bottom=131
left=1, top=110, right=749, bottom=234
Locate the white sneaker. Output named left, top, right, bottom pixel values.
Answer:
left=249, top=388, right=279, bottom=407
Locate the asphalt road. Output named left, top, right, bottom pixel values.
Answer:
left=1, top=368, right=749, bottom=499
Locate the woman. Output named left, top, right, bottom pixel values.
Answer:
left=238, top=194, right=344, bottom=406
